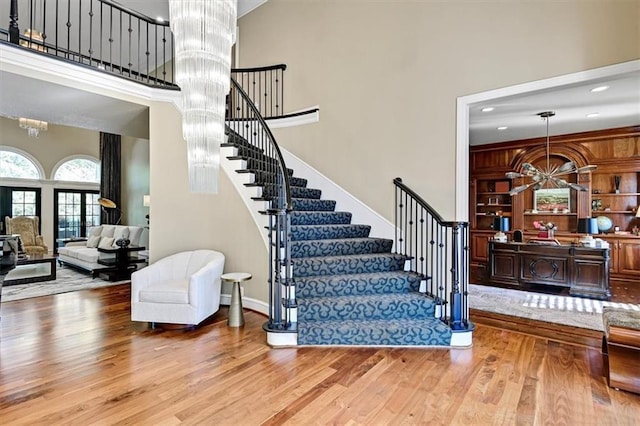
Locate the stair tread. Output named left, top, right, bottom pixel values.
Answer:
left=295, top=270, right=421, bottom=281
left=292, top=236, right=392, bottom=243
left=299, top=292, right=432, bottom=303
left=293, top=253, right=408, bottom=262
left=300, top=317, right=446, bottom=327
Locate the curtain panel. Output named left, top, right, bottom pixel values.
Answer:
left=100, top=133, right=122, bottom=225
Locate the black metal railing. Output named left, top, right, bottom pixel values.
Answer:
left=2, top=0, right=176, bottom=88
left=231, top=64, right=286, bottom=119
left=226, top=77, right=293, bottom=333
left=393, top=177, right=471, bottom=330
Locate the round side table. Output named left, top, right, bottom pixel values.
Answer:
left=221, top=272, right=252, bottom=327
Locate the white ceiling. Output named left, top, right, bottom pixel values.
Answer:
left=469, top=70, right=640, bottom=145
left=0, top=0, right=268, bottom=139
left=114, top=0, right=268, bottom=21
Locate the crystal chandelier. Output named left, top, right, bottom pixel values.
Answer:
left=506, top=111, right=597, bottom=195
left=169, top=0, right=237, bottom=193
left=18, top=118, right=48, bottom=138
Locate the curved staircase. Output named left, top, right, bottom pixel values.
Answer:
left=222, top=130, right=466, bottom=347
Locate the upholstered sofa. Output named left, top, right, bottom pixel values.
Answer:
left=58, top=225, right=144, bottom=273
left=4, top=216, right=48, bottom=255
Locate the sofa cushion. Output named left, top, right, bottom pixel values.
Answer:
left=87, top=235, right=101, bottom=248
left=89, top=226, right=103, bottom=237
left=113, top=227, right=130, bottom=243
left=75, top=248, right=102, bottom=263
left=139, top=279, right=190, bottom=304
left=100, top=226, right=116, bottom=238
left=58, top=246, right=80, bottom=258
left=98, top=237, right=115, bottom=249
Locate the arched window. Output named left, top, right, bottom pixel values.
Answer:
left=53, top=157, right=100, bottom=183
left=0, top=148, right=42, bottom=179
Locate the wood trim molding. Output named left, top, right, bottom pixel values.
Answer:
left=509, top=142, right=593, bottom=170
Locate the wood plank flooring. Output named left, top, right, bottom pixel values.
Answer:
left=1, top=284, right=639, bottom=425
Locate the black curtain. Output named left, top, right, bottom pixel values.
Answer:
left=100, top=132, right=122, bottom=224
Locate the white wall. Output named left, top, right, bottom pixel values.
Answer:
left=238, top=0, right=640, bottom=222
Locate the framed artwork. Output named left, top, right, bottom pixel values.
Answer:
left=533, top=188, right=570, bottom=211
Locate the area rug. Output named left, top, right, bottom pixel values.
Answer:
left=469, top=283, right=640, bottom=332
left=2, top=266, right=128, bottom=302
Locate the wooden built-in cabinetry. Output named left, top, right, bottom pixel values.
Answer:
left=470, top=126, right=640, bottom=285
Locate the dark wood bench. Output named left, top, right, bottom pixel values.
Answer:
left=602, top=307, right=640, bottom=394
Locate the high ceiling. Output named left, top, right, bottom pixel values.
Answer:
left=469, top=70, right=640, bottom=145
left=114, top=0, right=267, bottom=21
left=1, top=1, right=638, bottom=143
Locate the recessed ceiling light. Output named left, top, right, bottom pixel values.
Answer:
left=591, top=85, right=609, bottom=93
left=481, top=107, right=494, bottom=112
left=586, top=113, right=600, bottom=118
left=497, top=126, right=508, bottom=130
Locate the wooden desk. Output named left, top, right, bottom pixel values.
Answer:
left=488, top=241, right=611, bottom=300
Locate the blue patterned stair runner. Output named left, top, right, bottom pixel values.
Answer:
left=224, top=132, right=453, bottom=347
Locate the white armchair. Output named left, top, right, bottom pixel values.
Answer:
left=131, top=250, right=225, bottom=327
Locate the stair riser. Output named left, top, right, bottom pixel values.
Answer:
left=291, top=238, right=392, bottom=258
left=291, top=225, right=371, bottom=241
left=293, top=256, right=407, bottom=277
left=297, top=320, right=452, bottom=346
left=263, top=187, right=321, bottom=199
left=296, top=274, right=420, bottom=298
left=292, top=199, right=336, bottom=211
left=298, top=297, right=436, bottom=322
left=290, top=212, right=352, bottom=226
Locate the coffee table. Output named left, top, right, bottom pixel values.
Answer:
left=95, top=245, right=146, bottom=281
left=4, top=254, right=57, bottom=286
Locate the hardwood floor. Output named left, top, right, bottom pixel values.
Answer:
left=1, top=284, right=639, bottom=425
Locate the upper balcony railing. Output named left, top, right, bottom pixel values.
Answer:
left=1, top=0, right=177, bottom=88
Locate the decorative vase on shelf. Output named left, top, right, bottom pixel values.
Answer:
left=614, top=175, right=621, bottom=194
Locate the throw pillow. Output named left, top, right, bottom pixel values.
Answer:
left=113, top=227, right=130, bottom=242
left=98, top=237, right=115, bottom=249
left=100, top=226, right=115, bottom=238
left=87, top=235, right=101, bottom=248
left=89, top=226, right=103, bottom=237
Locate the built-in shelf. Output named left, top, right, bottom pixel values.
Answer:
left=524, top=213, right=577, bottom=216
left=478, top=192, right=511, bottom=196
left=478, top=203, right=511, bottom=207
left=592, top=193, right=640, bottom=197
left=592, top=210, right=635, bottom=215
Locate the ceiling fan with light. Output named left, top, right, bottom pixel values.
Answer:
left=505, top=111, right=598, bottom=196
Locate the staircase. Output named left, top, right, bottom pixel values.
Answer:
left=222, top=130, right=465, bottom=347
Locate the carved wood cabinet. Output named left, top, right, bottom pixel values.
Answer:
left=488, top=241, right=611, bottom=300
left=470, top=126, right=640, bottom=285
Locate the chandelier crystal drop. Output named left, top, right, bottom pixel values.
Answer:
left=169, top=0, right=237, bottom=193
left=506, top=111, right=597, bottom=196
left=18, top=118, right=48, bottom=138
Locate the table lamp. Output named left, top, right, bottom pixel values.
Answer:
left=492, top=216, right=510, bottom=242
left=577, top=217, right=599, bottom=247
